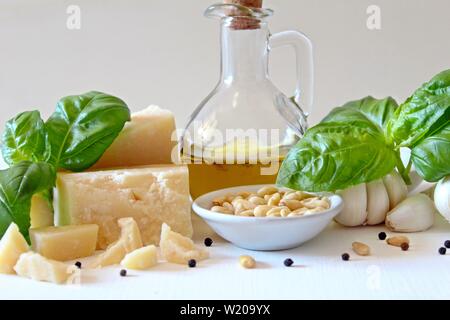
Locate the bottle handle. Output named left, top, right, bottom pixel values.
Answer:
left=269, top=30, right=314, bottom=116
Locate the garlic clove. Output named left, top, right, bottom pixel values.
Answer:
left=366, top=179, right=390, bottom=225
left=434, top=176, right=450, bottom=222
left=385, top=194, right=436, bottom=232
left=383, top=171, right=408, bottom=210
left=335, top=183, right=368, bottom=227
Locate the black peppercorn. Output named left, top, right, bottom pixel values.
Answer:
left=378, top=232, right=387, bottom=240
left=188, top=259, right=197, bottom=268
left=444, top=240, right=450, bottom=249
left=341, top=253, right=350, bottom=261
left=439, top=247, right=447, bottom=255
left=74, top=261, right=82, bottom=269
left=204, top=237, right=213, bottom=247
left=401, top=243, right=409, bottom=251
left=284, top=258, right=294, bottom=267
left=120, top=269, right=127, bottom=277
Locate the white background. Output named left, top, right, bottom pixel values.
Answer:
left=0, top=0, right=449, bottom=300
left=1, top=0, right=449, bottom=128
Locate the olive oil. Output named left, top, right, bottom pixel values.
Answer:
left=184, top=155, right=284, bottom=200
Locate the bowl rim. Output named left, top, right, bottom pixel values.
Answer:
left=192, top=184, right=343, bottom=223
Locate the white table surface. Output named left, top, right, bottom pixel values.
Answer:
left=1, top=213, right=449, bottom=300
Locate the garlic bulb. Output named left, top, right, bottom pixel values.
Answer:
left=366, top=179, right=390, bottom=225
left=383, top=171, right=408, bottom=209
left=385, top=194, right=435, bottom=232
left=434, top=176, right=450, bottom=222
left=335, top=183, right=367, bottom=226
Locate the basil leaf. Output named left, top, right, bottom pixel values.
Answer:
left=388, top=69, right=450, bottom=147
left=0, top=162, right=55, bottom=239
left=277, top=121, right=397, bottom=192
left=45, top=91, right=130, bottom=171
left=411, top=123, right=450, bottom=182
left=1, top=111, right=47, bottom=165
left=339, top=96, right=398, bottom=135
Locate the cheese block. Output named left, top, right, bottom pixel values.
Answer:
left=0, top=223, right=29, bottom=274
left=30, top=225, right=99, bottom=261
left=92, top=217, right=143, bottom=268
left=30, top=193, right=54, bottom=228
left=93, top=105, right=177, bottom=168
left=14, top=252, right=73, bottom=284
left=121, top=245, right=158, bottom=270
left=160, top=223, right=208, bottom=265
left=55, top=165, right=192, bottom=249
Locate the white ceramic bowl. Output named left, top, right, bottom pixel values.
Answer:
left=192, top=184, right=344, bottom=251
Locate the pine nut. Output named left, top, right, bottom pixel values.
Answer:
left=279, top=199, right=303, bottom=210
left=257, top=186, right=278, bottom=197
left=267, top=192, right=281, bottom=206
left=254, top=205, right=273, bottom=217
left=352, top=242, right=371, bottom=256
left=248, top=196, right=266, bottom=205
left=239, top=255, right=256, bottom=269
left=212, top=197, right=226, bottom=206
left=236, top=209, right=254, bottom=217
left=387, top=236, right=410, bottom=247
left=211, top=206, right=233, bottom=214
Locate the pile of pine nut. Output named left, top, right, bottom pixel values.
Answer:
left=210, top=186, right=330, bottom=218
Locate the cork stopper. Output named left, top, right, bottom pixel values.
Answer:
left=224, top=0, right=262, bottom=8
left=223, top=0, right=263, bottom=30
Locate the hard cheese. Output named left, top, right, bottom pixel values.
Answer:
left=30, top=225, right=99, bottom=261
left=0, top=223, right=29, bottom=274
left=92, top=217, right=143, bottom=268
left=93, top=105, right=177, bottom=168
left=14, top=252, right=74, bottom=284
left=55, top=165, right=193, bottom=249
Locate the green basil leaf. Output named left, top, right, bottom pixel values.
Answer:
left=411, top=123, right=450, bottom=182
left=388, top=69, right=450, bottom=147
left=339, top=96, right=398, bottom=134
left=0, top=162, right=56, bottom=239
left=277, top=121, right=397, bottom=192
left=1, top=111, right=47, bottom=165
left=45, top=91, right=130, bottom=172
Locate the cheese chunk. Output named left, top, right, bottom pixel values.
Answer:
left=30, top=193, right=54, bottom=228
left=55, top=165, right=192, bottom=249
left=0, top=223, right=29, bottom=274
left=30, top=225, right=98, bottom=261
left=93, top=105, right=177, bottom=168
left=92, top=217, right=143, bottom=267
left=14, top=252, right=73, bottom=284
left=121, top=245, right=158, bottom=270
left=160, top=223, right=208, bottom=265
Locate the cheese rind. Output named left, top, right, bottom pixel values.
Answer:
left=93, top=105, right=177, bottom=168
left=55, top=165, right=192, bottom=249
left=121, top=245, right=158, bottom=270
left=92, top=217, right=143, bottom=268
left=0, top=223, right=29, bottom=274
left=30, top=193, right=54, bottom=228
left=14, top=252, right=73, bottom=284
left=160, top=223, right=208, bottom=265
left=30, top=225, right=99, bottom=261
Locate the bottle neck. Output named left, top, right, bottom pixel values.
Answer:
left=220, top=19, right=269, bottom=84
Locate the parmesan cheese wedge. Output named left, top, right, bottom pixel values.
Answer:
left=30, top=225, right=98, bottom=261
left=160, top=223, right=208, bottom=265
left=55, top=165, right=192, bottom=249
left=0, top=223, right=29, bottom=274
left=92, top=217, right=143, bottom=268
left=93, top=105, right=177, bottom=168
left=14, top=252, right=74, bottom=284
left=121, top=245, right=158, bottom=270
